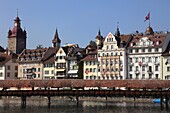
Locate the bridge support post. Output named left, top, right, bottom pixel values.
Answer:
left=76, top=96, right=79, bottom=107
left=160, top=96, right=163, bottom=109
left=165, top=95, right=169, bottom=110
left=48, top=96, right=51, bottom=108
left=21, top=96, right=27, bottom=107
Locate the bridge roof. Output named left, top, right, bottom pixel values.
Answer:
left=0, top=80, right=170, bottom=89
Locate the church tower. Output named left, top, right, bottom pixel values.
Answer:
left=8, top=15, right=27, bottom=54
left=52, top=29, right=61, bottom=48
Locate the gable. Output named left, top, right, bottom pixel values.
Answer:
left=56, top=47, right=66, bottom=56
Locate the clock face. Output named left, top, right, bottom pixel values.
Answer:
left=14, top=23, right=18, bottom=26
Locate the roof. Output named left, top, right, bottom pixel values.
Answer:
left=81, top=50, right=97, bottom=61
left=127, top=33, right=167, bottom=48
left=0, top=46, right=5, bottom=52
left=43, top=47, right=59, bottom=64
left=0, top=54, right=12, bottom=65
left=18, top=48, right=48, bottom=63
left=162, top=41, right=170, bottom=56
left=52, top=29, right=61, bottom=43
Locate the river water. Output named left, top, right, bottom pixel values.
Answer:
left=0, top=97, right=169, bottom=113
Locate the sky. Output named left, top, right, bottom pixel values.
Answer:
left=0, top=0, right=170, bottom=49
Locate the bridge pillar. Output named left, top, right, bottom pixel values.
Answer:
left=165, top=95, right=169, bottom=110
left=76, top=96, right=79, bottom=107
left=160, top=96, right=163, bottom=109
left=48, top=96, right=51, bottom=108
left=21, top=96, right=27, bottom=107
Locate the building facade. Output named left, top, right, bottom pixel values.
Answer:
left=127, top=26, right=170, bottom=80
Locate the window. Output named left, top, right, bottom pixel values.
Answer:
left=0, top=72, right=3, bottom=77
left=155, top=66, right=159, bottom=71
left=45, top=71, right=49, bottom=74
left=155, top=74, right=158, bottom=79
left=148, top=48, right=152, bottom=52
left=148, top=57, right=152, bottom=62
left=89, top=61, right=92, bottom=65
left=155, top=57, right=158, bottom=62
left=107, top=46, right=109, bottom=50
left=167, top=67, right=170, bottom=71
left=111, top=45, right=114, bottom=49
left=129, top=58, right=132, bottom=62
left=142, top=66, right=145, bottom=71
left=135, top=49, right=139, bottom=53
left=136, top=74, right=139, bottom=79
left=7, top=65, right=10, bottom=70
left=38, top=74, right=40, bottom=78
left=142, top=57, right=145, bottom=62
left=135, top=66, right=139, bottom=71
left=7, top=72, right=10, bottom=77
left=149, top=66, right=152, bottom=72
left=38, top=68, right=40, bottom=72
left=15, top=73, right=18, bottom=78
left=86, top=76, right=89, bottom=79
left=15, top=66, right=18, bottom=70
left=129, top=66, right=132, bottom=71
left=90, top=68, right=92, bottom=72
left=142, top=49, right=145, bottom=52
left=129, top=49, right=132, bottom=53
left=86, top=61, right=88, bottom=65
left=120, top=52, right=123, bottom=56
left=142, top=74, right=145, bottom=79
left=135, top=57, right=138, bottom=63
left=155, top=48, right=159, bottom=52
left=51, top=70, right=54, bottom=74
left=149, top=74, right=152, bottom=79
left=0, top=66, right=3, bottom=70
left=93, top=68, right=96, bottom=72
left=129, top=74, right=132, bottom=79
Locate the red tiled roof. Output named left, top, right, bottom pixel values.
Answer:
left=0, top=54, right=12, bottom=65
left=127, top=33, right=167, bottom=48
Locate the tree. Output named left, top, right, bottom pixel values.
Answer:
left=89, top=40, right=97, bottom=48
left=36, top=44, right=44, bottom=49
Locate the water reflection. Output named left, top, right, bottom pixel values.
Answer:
left=0, top=97, right=169, bottom=113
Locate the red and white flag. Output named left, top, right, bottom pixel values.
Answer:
left=144, top=12, right=150, bottom=22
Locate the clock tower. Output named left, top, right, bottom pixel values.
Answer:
left=8, top=16, right=27, bottom=54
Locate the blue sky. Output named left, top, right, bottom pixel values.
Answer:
left=0, top=0, right=170, bottom=49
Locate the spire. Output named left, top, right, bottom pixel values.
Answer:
left=115, top=22, right=120, bottom=36
left=52, top=28, right=61, bottom=47
left=98, top=28, right=101, bottom=35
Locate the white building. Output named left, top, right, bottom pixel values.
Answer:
left=127, top=26, right=170, bottom=80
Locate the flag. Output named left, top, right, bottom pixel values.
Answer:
left=144, top=12, right=150, bottom=22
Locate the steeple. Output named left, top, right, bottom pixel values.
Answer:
left=115, top=22, right=120, bottom=37
left=115, top=22, right=121, bottom=47
left=52, top=28, right=61, bottom=47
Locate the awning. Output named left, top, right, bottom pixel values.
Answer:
left=68, top=70, right=78, bottom=74
left=56, top=69, right=65, bottom=72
